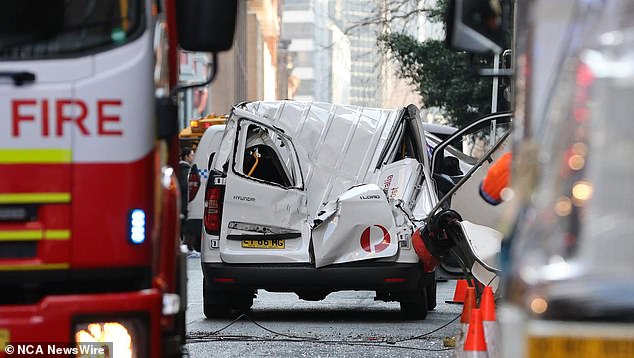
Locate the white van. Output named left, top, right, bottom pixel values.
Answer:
left=184, top=124, right=226, bottom=251
left=186, top=116, right=461, bottom=253
left=200, top=101, right=510, bottom=319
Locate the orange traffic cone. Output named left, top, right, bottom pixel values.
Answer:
left=480, top=286, right=498, bottom=358
left=464, top=308, right=489, bottom=357
left=454, top=286, right=476, bottom=356
left=446, top=279, right=468, bottom=304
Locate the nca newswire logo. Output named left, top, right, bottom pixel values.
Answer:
left=4, top=342, right=113, bottom=357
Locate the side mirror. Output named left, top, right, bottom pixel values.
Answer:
left=446, top=0, right=504, bottom=54
left=176, top=0, right=237, bottom=52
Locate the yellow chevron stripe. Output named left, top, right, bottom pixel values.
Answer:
left=0, top=230, right=42, bottom=241
left=0, top=149, right=72, bottom=164
left=0, top=229, right=71, bottom=241
left=0, top=193, right=71, bottom=204
left=0, top=263, right=70, bottom=271
left=44, top=230, right=71, bottom=240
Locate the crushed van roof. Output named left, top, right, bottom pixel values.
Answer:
left=231, top=101, right=408, bottom=217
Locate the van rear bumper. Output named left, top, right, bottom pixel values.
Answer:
left=202, top=262, right=432, bottom=293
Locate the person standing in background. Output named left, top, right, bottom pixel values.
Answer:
left=179, top=147, right=195, bottom=248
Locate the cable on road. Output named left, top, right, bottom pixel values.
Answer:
left=188, top=334, right=453, bottom=352
left=393, top=313, right=461, bottom=343
left=189, top=313, right=319, bottom=341
left=186, top=312, right=460, bottom=352
left=245, top=314, right=321, bottom=341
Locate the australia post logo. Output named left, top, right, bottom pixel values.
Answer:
left=360, top=225, right=391, bottom=254
left=10, top=98, right=123, bottom=137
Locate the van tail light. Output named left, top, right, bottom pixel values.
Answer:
left=204, top=178, right=224, bottom=235
left=188, top=164, right=201, bottom=202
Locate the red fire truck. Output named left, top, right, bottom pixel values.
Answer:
left=0, top=1, right=235, bottom=356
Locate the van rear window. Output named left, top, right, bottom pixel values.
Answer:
left=235, top=122, right=303, bottom=189
left=0, top=0, right=142, bottom=60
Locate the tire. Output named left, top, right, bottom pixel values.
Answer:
left=203, top=280, right=232, bottom=318
left=400, top=286, right=428, bottom=320
left=426, top=278, right=438, bottom=311
left=231, top=291, right=255, bottom=313
left=203, top=281, right=254, bottom=318
left=203, top=302, right=231, bottom=319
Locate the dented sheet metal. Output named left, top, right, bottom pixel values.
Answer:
left=237, top=101, right=403, bottom=219
left=312, top=184, right=398, bottom=268
left=213, top=100, right=439, bottom=267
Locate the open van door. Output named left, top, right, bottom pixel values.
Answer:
left=218, top=118, right=309, bottom=263
left=431, top=112, right=512, bottom=227
left=430, top=112, right=511, bottom=282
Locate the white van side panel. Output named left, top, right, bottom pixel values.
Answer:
left=187, top=126, right=225, bottom=221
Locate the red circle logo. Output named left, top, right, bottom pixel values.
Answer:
left=360, top=225, right=391, bottom=253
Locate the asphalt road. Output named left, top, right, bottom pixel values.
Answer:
left=184, top=256, right=462, bottom=357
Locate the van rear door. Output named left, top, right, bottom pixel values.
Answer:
left=219, top=118, right=308, bottom=263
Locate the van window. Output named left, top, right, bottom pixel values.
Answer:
left=0, top=0, right=143, bottom=60
left=448, top=121, right=511, bottom=159
left=380, top=119, right=424, bottom=166
left=234, top=121, right=302, bottom=189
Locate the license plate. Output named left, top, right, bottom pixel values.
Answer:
left=527, top=336, right=634, bottom=358
left=241, top=239, right=285, bottom=249
left=0, top=329, right=9, bottom=351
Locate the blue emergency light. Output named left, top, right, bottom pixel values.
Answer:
left=129, top=209, right=146, bottom=244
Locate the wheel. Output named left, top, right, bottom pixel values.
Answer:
left=203, top=280, right=232, bottom=318
left=400, top=297, right=428, bottom=319
left=400, top=286, right=428, bottom=320
left=203, top=283, right=255, bottom=318
left=426, top=278, right=438, bottom=311
left=203, top=302, right=231, bottom=319
left=231, top=291, right=255, bottom=313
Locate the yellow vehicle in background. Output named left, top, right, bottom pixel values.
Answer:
left=178, top=114, right=227, bottom=149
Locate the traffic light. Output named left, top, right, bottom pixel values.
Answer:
left=446, top=0, right=505, bottom=54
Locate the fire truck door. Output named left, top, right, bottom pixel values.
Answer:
left=0, top=57, right=91, bottom=269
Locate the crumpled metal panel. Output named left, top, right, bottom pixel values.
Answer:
left=241, top=101, right=401, bottom=219
left=312, top=184, right=398, bottom=268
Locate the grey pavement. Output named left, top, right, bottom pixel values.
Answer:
left=184, top=257, right=462, bottom=357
